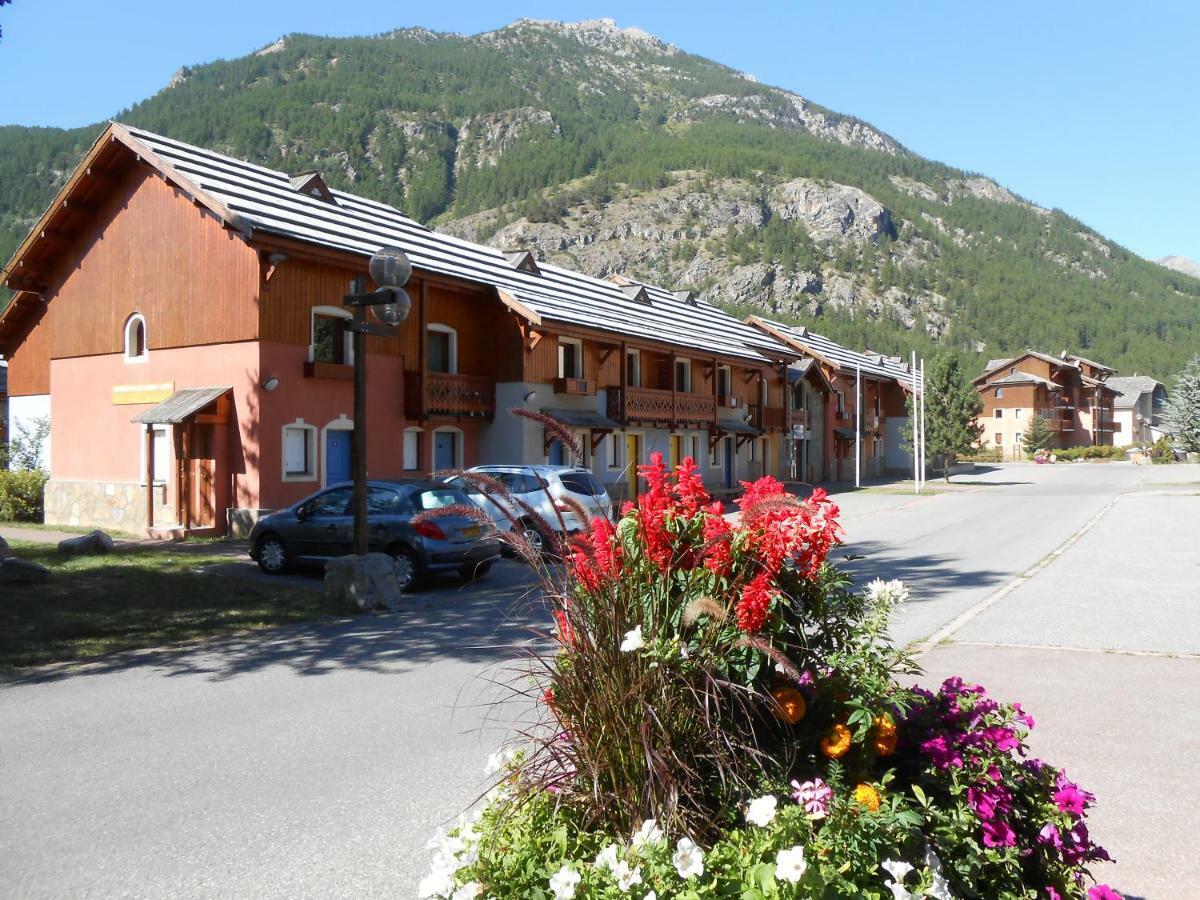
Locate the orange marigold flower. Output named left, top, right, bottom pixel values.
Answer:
left=854, top=783, right=882, bottom=812
left=820, top=723, right=852, bottom=759
left=770, top=687, right=807, bottom=724
left=872, top=713, right=898, bottom=756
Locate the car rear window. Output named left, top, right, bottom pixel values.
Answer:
left=415, top=488, right=469, bottom=510
left=558, top=472, right=606, bottom=496
left=496, top=472, right=544, bottom=494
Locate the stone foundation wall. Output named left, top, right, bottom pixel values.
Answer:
left=44, top=480, right=173, bottom=533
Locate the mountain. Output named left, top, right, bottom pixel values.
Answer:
left=1, top=18, right=1197, bottom=378
left=1156, top=255, right=1200, bottom=281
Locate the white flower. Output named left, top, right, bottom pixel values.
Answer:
left=594, top=843, right=620, bottom=871
left=548, top=865, right=582, bottom=900
left=672, top=836, right=705, bottom=879
left=865, top=578, right=911, bottom=607
left=451, top=883, right=483, bottom=900
left=611, top=859, right=643, bottom=892
left=620, top=625, right=645, bottom=652
left=745, top=794, right=778, bottom=827
left=644, top=894, right=657, bottom=900
left=923, top=845, right=956, bottom=900
left=775, top=845, right=807, bottom=883
left=881, top=859, right=917, bottom=900
left=631, top=818, right=664, bottom=848
left=484, top=746, right=517, bottom=776
left=417, top=865, right=455, bottom=899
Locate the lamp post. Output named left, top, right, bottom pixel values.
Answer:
left=344, top=246, right=412, bottom=556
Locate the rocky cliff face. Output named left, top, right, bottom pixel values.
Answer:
left=440, top=171, right=949, bottom=335
left=1156, top=255, right=1200, bottom=280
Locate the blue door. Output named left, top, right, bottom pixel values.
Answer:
left=325, top=429, right=351, bottom=485
left=547, top=439, right=564, bottom=466
left=433, top=430, right=458, bottom=472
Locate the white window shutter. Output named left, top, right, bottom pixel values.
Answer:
left=284, top=428, right=307, bottom=474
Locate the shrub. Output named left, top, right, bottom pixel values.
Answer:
left=423, top=455, right=1119, bottom=899
left=1149, top=435, right=1176, bottom=464
left=1053, top=445, right=1125, bottom=462
left=0, top=469, right=48, bottom=522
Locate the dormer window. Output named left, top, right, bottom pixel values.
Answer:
left=289, top=171, right=336, bottom=204
left=505, top=250, right=541, bottom=275
left=673, top=289, right=697, bottom=306
left=621, top=284, right=651, bottom=305
left=124, top=313, right=148, bottom=363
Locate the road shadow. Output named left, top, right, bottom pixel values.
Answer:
left=5, top=561, right=555, bottom=686
left=836, top=539, right=1010, bottom=604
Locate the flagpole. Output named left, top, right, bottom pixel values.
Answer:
left=911, top=351, right=919, bottom=494
left=855, top=361, right=862, bottom=488
left=919, top=358, right=927, bottom=489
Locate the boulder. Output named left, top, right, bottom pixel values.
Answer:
left=323, top=553, right=404, bottom=613
left=0, top=557, right=51, bottom=585
left=57, top=530, right=114, bottom=557
left=0, top=535, right=10, bottom=559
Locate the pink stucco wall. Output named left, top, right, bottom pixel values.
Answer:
left=49, top=341, right=482, bottom=522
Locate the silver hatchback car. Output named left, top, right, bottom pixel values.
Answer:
left=449, top=465, right=613, bottom=555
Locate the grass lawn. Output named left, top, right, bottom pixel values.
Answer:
left=1, top=541, right=342, bottom=670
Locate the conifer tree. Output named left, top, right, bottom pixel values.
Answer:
left=924, top=355, right=984, bottom=482
left=1023, top=412, right=1054, bottom=454
left=1165, top=354, right=1200, bottom=453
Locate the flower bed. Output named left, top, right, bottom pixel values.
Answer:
left=422, top=453, right=1119, bottom=899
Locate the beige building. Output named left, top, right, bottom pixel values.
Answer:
left=1106, top=375, right=1168, bottom=447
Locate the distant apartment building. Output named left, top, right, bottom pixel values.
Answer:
left=973, top=350, right=1119, bottom=456
left=1106, top=375, right=1168, bottom=447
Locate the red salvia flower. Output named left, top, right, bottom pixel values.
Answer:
left=736, top=571, right=776, bottom=632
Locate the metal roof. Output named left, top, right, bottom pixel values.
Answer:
left=751, top=316, right=922, bottom=389
left=130, top=387, right=231, bottom=424
left=118, top=124, right=789, bottom=366
left=988, top=372, right=1058, bottom=389
left=1105, top=375, right=1163, bottom=409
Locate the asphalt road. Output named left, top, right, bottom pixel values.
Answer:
left=2, top=463, right=1197, bottom=898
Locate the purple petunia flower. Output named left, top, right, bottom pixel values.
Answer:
left=981, top=818, right=1017, bottom=848
left=1088, top=886, right=1122, bottom=900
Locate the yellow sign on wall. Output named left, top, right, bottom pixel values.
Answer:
left=112, top=382, right=175, bottom=406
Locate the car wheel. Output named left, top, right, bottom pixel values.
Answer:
left=389, top=546, right=422, bottom=592
left=459, top=560, right=492, bottom=581
left=519, top=519, right=548, bottom=555
left=255, top=534, right=289, bottom=575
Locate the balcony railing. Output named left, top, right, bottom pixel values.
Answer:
left=405, top=371, right=495, bottom=420
left=607, top=386, right=715, bottom=428
left=555, top=377, right=596, bottom=396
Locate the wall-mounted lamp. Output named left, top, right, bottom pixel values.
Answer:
left=261, top=376, right=280, bottom=392
left=523, top=390, right=538, bottom=404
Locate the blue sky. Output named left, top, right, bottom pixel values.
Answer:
left=1, top=1, right=1196, bottom=262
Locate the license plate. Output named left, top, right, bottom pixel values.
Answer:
left=460, top=525, right=482, bottom=539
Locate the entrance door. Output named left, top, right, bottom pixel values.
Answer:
left=434, top=430, right=459, bottom=472
left=325, top=429, right=351, bottom=485
left=548, top=439, right=564, bottom=466
left=187, top=423, right=217, bottom=528
left=624, top=434, right=640, bottom=501
left=669, top=434, right=681, bottom=469
left=723, top=436, right=735, bottom=489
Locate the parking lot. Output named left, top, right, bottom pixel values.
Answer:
left=2, top=462, right=1198, bottom=898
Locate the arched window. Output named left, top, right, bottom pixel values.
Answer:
left=124, top=313, right=148, bottom=363
left=426, top=323, right=458, bottom=374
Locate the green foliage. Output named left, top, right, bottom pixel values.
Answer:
left=1164, top=354, right=1200, bottom=452
left=1149, top=435, right=1177, bottom=464
left=905, top=355, right=982, bottom=480
left=1022, top=412, right=1055, bottom=454
left=1051, top=445, right=1126, bottom=462
left=0, top=469, right=46, bottom=522
left=1, top=415, right=50, bottom=472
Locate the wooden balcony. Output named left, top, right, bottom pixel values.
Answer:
left=555, top=377, right=596, bottom=396
left=607, top=386, right=715, bottom=428
left=760, top=406, right=788, bottom=431
left=404, top=371, right=495, bottom=420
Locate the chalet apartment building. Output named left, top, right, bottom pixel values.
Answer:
left=1106, top=375, right=1168, bottom=448
left=973, top=350, right=1120, bottom=456
left=0, top=123, right=826, bottom=534
left=746, top=317, right=923, bottom=483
